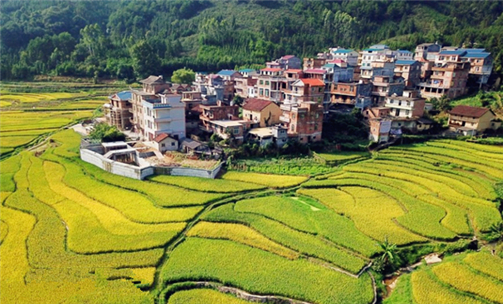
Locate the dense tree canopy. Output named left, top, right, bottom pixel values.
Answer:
left=1, top=0, right=503, bottom=80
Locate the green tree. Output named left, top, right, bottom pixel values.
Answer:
left=89, top=123, right=126, bottom=143
left=488, top=221, right=503, bottom=243
left=171, top=67, right=195, bottom=84
left=232, top=95, right=244, bottom=107
left=372, top=237, right=400, bottom=273
left=130, top=40, right=161, bottom=78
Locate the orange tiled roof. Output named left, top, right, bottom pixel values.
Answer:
left=299, top=78, right=325, bottom=86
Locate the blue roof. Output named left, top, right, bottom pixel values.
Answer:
left=217, top=70, right=238, bottom=76
left=395, top=60, right=418, bottom=65
left=397, top=50, right=412, bottom=53
left=239, top=69, right=256, bottom=73
left=462, top=53, right=490, bottom=59
left=113, top=91, right=131, bottom=100
left=439, top=50, right=466, bottom=56
left=333, top=49, right=354, bottom=54
left=322, top=63, right=336, bottom=68
left=461, top=48, right=486, bottom=53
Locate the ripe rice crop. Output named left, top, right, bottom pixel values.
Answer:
left=46, top=157, right=202, bottom=223
left=464, top=252, right=503, bottom=281
left=427, top=141, right=503, bottom=162
left=327, top=175, right=462, bottom=240
left=160, top=237, right=374, bottom=304
left=236, top=195, right=378, bottom=256
left=362, top=161, right=479, bottom=198
left=375, top=154, right=497, bottom=200
left=0, top=92, right=86, bottom=103
left=417, top=194, right=471, bottom=235
left=28, top=156, right=65, bottom=205
left=411, top=270, right=486, bottom=304
left=433, top=262, right=503, bottom=303
left=299, top=187, right=426, bottom=245
left=168, top=289, right=254, bottom=304
left=222, top=171, right=308, bottom=188
left=202, top=204, right=368, bottom=273
left=80, top=159, right=225, bottom=207
left=187, top=221, right=299, bottom=259
left=149, top=174, right=265, bottom=193
left=382, top=274, right=413, bottom=304
left=0, top=205, right=36, bottom=304
left=440, top=139, right=503, bottom=153
left=389, top=148, right=503, bottom=180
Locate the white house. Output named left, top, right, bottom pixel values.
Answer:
left=142, top=93, right=186, bottom=141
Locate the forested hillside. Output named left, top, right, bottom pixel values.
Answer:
left=2, top=0, right=503, bottom=81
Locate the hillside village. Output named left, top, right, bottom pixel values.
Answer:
left=94, top=42, right=501, bottom=178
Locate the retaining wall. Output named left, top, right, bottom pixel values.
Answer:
left=80, top=148, right=153, bottom=180
left=80, top=148, right=223, bottom=180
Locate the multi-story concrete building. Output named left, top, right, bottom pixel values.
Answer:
left=105, top=91, right=132, bottom=131
left=327, top=48, right=359, bottom=66
left=384, top=95, right=426, bottom=118
left=283, top=78, right=325, bottom=105
left=414, top=43, right=441, bottom=61
left=142, top=93, right=186, bottom=141
left=216, top=70, right=242, bottom=81
left=257, top=68, right=285, bottom=102
left=394, top=60, right=421, bottom=88
left=234, top=75, right=257, bottom=98
left=279, top=102, right=323, bottom=143
left=395, top=50, right=414, bottom=61
left=330, top=81, right=372, bottom=105
left=460, top=49, right=494, bottom=85
left=303, top=58, right=326, bottom=70
left=266, top=55, right=301, bottom=70
left=199, top=101, right=239, bottom=132
left=371, top=75, right=405, bottom=104
left=131, top=75, right=171, bottom=136
left=417, top=61, right=470, bottom=100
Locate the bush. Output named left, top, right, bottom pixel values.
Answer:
left=89, top=123, right=125, bottom=142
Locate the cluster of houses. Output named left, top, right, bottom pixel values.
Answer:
left=104, top=42, right=500, bottom=151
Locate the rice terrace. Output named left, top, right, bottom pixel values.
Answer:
left=0, top=80, right=501, bottom=304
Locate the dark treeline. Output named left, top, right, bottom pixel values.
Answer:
left=2, top=0, right=503, bottom=81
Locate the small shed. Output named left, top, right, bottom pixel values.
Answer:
left=181, top=138, right=202, bottom=153
left=153, top=133, right=178, bottom=153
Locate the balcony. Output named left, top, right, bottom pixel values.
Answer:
left=279, top=115, right=290, bottom=123
left=154, top=117, right=172, bottom=123
left=417, top=81, right=448, bottom=89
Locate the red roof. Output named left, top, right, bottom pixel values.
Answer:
left=154, top=133, right=172, bottom=143
left=243, top=98, right=274, bottom=112
left=450, top=105, right=490, bottom=118
left=304, top=69, right=326, bottom=74
left=281, top=55, right=295, bottom=60
left=328, top=59, right=346, bottom=64
left=299, top=78, right=325, bottom=86
left=285, top=69, right=303, bottom=73
left=261, top=68, right=283, bottom=72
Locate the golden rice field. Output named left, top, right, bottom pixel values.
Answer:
left=0, top=82, right=112, bottom=159
left=385, top=251, right=503, bottom=304
left=1, top=83, right=502, bottom=304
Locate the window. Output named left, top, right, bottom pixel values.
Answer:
left=259, top=89, right=264, bottom=95
left=171, top=142, right=175, bottom=146
left=265, top=81, right=270, bottom=85
left=233, top=128, right=240, bottom=134
left=265, top=89, right=269, bottom=97
left=161, top=143, right=165, bottom=147
left=259, top=80, right=263, bottom=85
left=291, top=124, right=295, bottom=131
